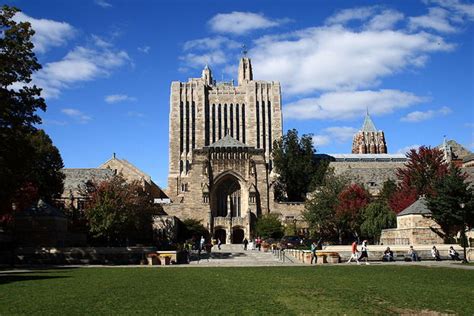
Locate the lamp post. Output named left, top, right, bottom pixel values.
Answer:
left=460, top=203, right=468, bottom=264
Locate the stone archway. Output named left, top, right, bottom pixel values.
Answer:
left=211, top=174, right=242, bottom=217
left=232, top=227, right=245, bottom=244
left=214, top=228, right=226, bottom=244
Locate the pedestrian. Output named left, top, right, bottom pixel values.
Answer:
left=256, top=237, right=261, bottom=251
left=217, top=238, right=222, bottom=250
left=243, top=238, right=248, bottom=250
left=347, top=240, right=359, bottom=264
left=358, top=240, right=370, bottom=265
left=310, top=241, right=318, bottom=264
left=200, top=235, right=205, bottom=251
left=408, top=245, right=419, bottom=262
left=449, top=246, right=460, bottom=261
left=431, top=246, right=441, bottom=261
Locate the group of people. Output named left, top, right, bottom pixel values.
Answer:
left=349, top=243, right=462, bottom=263
left=242, top=237, right=263, bottom=251
left=347, top=240, right=371, bottom=265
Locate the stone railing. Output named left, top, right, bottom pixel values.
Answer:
left=213, top=217, right=230, bottom=227
left=213, top=216, right=245, bottom=227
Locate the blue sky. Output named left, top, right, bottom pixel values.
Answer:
left=6, top=0, right=474, bottom=188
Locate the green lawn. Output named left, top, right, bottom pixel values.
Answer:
left=1, top=266, right=473, bottom=315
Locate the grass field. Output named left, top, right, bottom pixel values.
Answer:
left=1, top=266, right=473, bottom=315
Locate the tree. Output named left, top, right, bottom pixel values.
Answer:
left=360, top=201, right=396, bottom=243
left=389, top=146, right=449, bottom=214
left=84, top=175, right=159, bottom=245
left=0, top=6, right=63, bottom=225
left=256, top=214, right=284, bottom=239
left=303, top=171, right=349, bottom=242
left=180, top=218, right=209, bottom=242
left=427, top=166, right=474, bottom=263
left=273, top=129, right=326, bottom=201
left=335, top=184, right=371, bottom=243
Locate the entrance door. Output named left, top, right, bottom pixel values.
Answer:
left=232, top=228, right=244, bottom=244
left=214, top=228, right=226, bottom=244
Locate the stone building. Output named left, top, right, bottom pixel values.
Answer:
left=163, top=56, right=283, bottom=243
left=351, top=111, right=387, bottom=154
left=380, top=197, right=443, bottom=245
left=59, top=154, right=167, bottom=210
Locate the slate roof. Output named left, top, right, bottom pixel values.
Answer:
left=398, top=197, right=432, bottom=216
left=62, top=168, right=114, bottom=193
left=17, top=200, right=66, bottom=218
left=361, top=112, right=377, bottom=132
left=208, top=135, right=249, bottom=148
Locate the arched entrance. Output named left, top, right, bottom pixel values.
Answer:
left=232, top=227, right=245, bottom=244
left=212, top=174, right=242, bottom=217
left=214, top=228, right=226, bottom=244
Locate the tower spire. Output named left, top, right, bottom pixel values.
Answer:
left=238, top=46, right=253, bottom=86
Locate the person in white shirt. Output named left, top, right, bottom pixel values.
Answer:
left=358, top=240, right=370, bottom=265
left=431, top=246, right=441, bottom=261
left=448, top=246, right=460, bottom=261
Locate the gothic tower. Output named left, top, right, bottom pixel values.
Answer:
left=351, top=110, right=387, bottom=154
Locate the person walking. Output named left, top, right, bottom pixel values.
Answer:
left=217, top=238, right=222, bottom=250
left=200, top=236, right=205, bottom=251
left=358, top=240, right=370, bottom=265
left=347, top=240, right=359, bottom=264
left=243, top=238, right=248, bottom=250
left=310, top=241, right=318, bottom=264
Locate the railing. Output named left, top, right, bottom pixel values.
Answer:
left=272, top=248, right=286, bottom=262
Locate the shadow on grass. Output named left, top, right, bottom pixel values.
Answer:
left=0, top=274, right=70, bottom=285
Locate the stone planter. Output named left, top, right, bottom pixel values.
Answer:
left=326, top=255, right=340, bottom=264
left=317, top=255, right=327, bottom=264
left=147, top=256, right=159, bottom=266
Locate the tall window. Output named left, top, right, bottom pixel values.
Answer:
left=224, top=104, right=227, bottom=135
left=262, top=101, right=266, bottom=152
left=204, top=102, right=209, bottom=146
left=218, top=104, right=222, bottom=140
left=268, top=101, right=272, bottom=153
left=212, top=104, right=216, bottom=143
left=185, top=101, right=189, bottom=153
left=256, top=101, right=260, bottom=148
left=242, top=104, right=246, bottom=143
left=191, top=101, right=195, bottom=149
left=236, top=104, right=240, bottom=140
left=179, top=101, right=183, bottom=153
left=230, top=104, right=233, bottom=137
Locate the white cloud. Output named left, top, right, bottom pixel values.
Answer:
left=312, top=126, right=359, bottom=147
left=397, top=144, right=421, bottom=154
left=409, top=7, right=458, bottom=33
left=13, top=12, right=75, bottom=53
left=252, top=25, right=452, bottom=95
left=105, top=94, right=137, bottom=104
left=209, top=12, right=284, bottom=35
left=425, top=0, right=474, bottom=20
left=366, top=10, right=404, bottom=30
left=326, top=6, right=377, bottom=25
left=61, top=108, right=91, bottom=123
left=401, top=106, right=452, bottom=122
left=34, top=44, right=131, bottom=98
left=138, top=46, right=151, bottom=54
left=312, top=135, right=331, bottom=147
left=284, top=89, right=425, bottom=120
left=95, top=0, right=112, bottom=8
left=183, top=36, right=240, bottom=51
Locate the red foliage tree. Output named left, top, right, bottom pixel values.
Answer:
left=335, top=184, right=371, bottom=243
left=389, top=146, right=449, bottom=213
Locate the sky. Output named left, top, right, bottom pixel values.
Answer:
left=5, top=0, right=474, bottom=188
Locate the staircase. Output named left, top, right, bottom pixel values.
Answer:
left=189, top=244, right=300, bottom=266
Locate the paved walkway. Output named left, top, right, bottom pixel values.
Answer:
left=188, top=244, right=302, bottom=267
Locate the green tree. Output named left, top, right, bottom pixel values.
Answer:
left=360, top=201, right=396, bottom=243
left=427, top=166, right=474, bottom=263
left=0, top=6, right=63, bottom=225
left=256, top=214, right=284, bottom=239
left=303, top=171, right=349, bottom=242
left=273, top=129, right=326, bottom=202
left=180, top=218, right=209, bottom=242
left=84, top=175, right=158, bottom=245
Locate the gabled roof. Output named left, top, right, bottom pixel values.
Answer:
left=208, top=135, right=249, bottom=148
left=398, top=197, right=432, bottom=216
left=361, top=111, right=377, bottom=132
